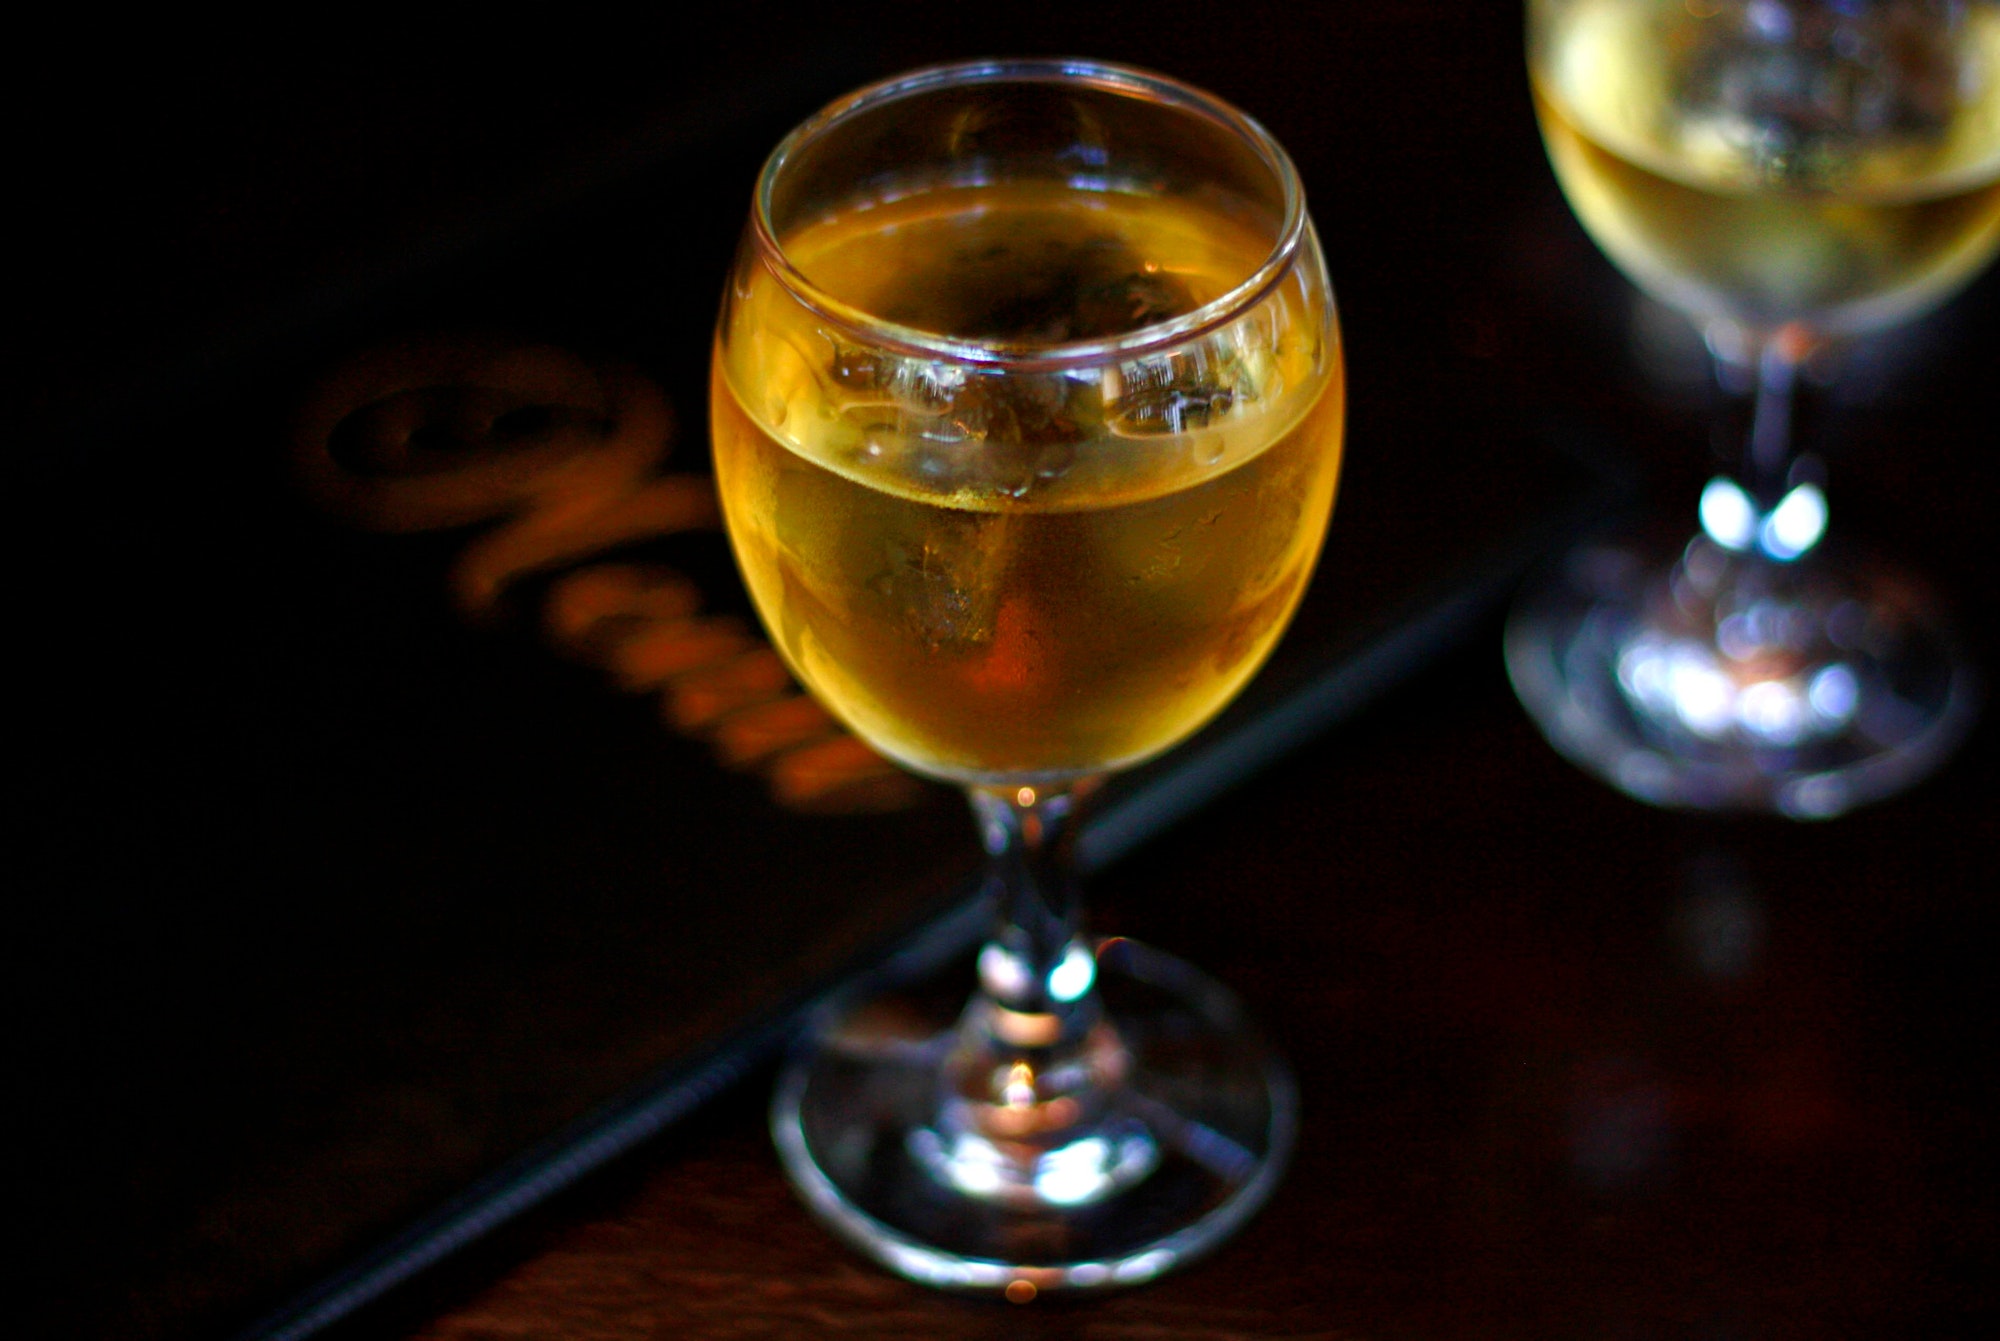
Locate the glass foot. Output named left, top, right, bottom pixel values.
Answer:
left=1506, top=522, right=1979, bottom=818
left=770, top=937, right=1296, bottom=1296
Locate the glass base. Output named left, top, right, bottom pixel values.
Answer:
left=1505, top=523, right=1978, bottom=819
left=770, top=937, right=1296, bottom=1297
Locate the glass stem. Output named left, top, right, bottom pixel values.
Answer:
left=1743, top=325, right=1808, bottom=507
left=965, top=783, right=1100, bottom=1046
left=919, top=783, right=1152, bottom=1207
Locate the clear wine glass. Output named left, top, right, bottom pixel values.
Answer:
left=1508, top=0, right=2000, bottom=817
left=709, top=60, right=1344, bottom=1293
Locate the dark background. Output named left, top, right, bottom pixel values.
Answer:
left=20, top=3, right=1997, bottom=1338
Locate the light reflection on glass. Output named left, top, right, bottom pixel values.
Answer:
left=1761, top=483, right=1827, bottom=560
left=1619, top=632, right=1859, bottom=744
left=1619, top=637, right=1734, bottom=737
left=978, top=943, right=1031, bottom=1000
left=1698, top=476, right=1827, bottom=560
left=1700, top=476, right=1759, bottom=551
left=910, top=1126, right=1157, bottom=1211
left=1737, top=678, right=1809, bottom=744
left=1034, top=1137, right=1116, bottom=1206
left=1048, top=944, right=1096, bottom=1003
left=1807, top=664, right=1860, bottom=721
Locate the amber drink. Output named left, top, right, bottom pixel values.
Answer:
left=715, top=182, right=1342, bottom=785
left=718, top=62, right=1340, bottom=1295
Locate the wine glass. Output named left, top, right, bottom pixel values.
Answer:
left=1508, top=0, right=2000, bottom=817
left=710, top=60, right=1343, bottom=1293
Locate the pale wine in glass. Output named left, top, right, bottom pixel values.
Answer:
left=1510, top=0, right=2000, bottom=816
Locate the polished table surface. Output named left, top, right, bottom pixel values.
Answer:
left=388, top=632, right=1996, bottom=1339
left=24, top=5, right=1996, bottom=1338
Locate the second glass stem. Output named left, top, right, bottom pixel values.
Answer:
left=1745, top=327, right=1807, bottom=505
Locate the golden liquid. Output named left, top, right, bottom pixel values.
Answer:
left=1532, top=0, right=2000, bottom=334
left=713, top=184, right=1343, bottom=786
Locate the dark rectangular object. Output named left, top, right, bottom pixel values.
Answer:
left=21, top=36, right=1612, bottom=1341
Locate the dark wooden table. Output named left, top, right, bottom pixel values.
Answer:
left=380, top=626, right=1996, bottom=1339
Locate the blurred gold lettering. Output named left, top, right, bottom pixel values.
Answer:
left=711, top=696, right=842, bottom=770
left=295, top=338, right=663, bottom=532
left=452, top=475, right=717, bottom=619
left=660, top=647, right=794, bottom=732
left=295, top=336, right=925, bottom=814
left=543, top=563, right=704, bottom=658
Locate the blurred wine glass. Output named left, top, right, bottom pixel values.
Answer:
left=1509, top=0, right=2000, bottom=817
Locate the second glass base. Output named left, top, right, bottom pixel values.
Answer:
left=770, top=937, right=1296, bottom=1297
left=1505, top=523, right=1978, bottom=819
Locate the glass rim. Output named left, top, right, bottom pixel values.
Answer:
left=749, top=57, right=1313, bottom=373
